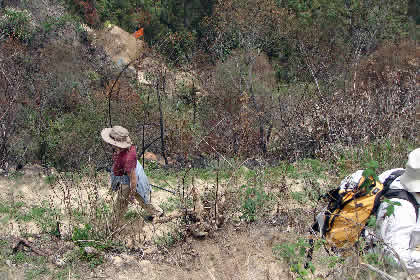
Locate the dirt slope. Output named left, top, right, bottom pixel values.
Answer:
left=100, top=225, right=290, bottom=280
left=0, top=166, right=291, bottom=280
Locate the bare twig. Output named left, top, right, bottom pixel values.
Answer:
left=154, top=213, right=184, bottom=224
left=206, top=265, right=217, bottom=280
left=194, top=117, right=227, bottom=149
left=108, top=221, right=131, bottom=239
left=13, top=238, right=49, bottom=257
left=360, top=262, right=398, bottom=280
left=215, top=157, right=219, bottom=222
left=225, top=158, right=252, bottom=187
left=73, top=240, right=107, bottom=244
left=298, top=42, right=322, bottom=98
left=364, top=231, right=415, bottom=279
left=106, top=54, right=144, bottom=126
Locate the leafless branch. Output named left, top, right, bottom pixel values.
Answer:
left=360, top=262, right=398, bottom=280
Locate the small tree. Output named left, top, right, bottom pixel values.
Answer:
left=198, top=0, right=283, bottom=156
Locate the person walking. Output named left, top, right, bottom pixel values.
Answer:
left=101, top=125, right=163, bottom=226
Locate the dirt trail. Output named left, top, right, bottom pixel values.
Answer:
left=101, top=225, right=290, bottom=280
left=0, top=166, right=291, bottom=280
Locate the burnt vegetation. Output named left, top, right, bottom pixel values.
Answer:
left=0, top=0, right=418, bottom=171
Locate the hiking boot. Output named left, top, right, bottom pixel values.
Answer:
left=145, top=215, right=154, bottom=222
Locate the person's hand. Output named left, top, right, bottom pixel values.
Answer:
left=128, top=188, right=136, bottom=203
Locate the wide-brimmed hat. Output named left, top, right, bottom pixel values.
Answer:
left=400, top=148, right=420, bottom=193
left=101, top=126, right=132, bottom=149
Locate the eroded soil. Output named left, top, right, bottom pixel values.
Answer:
left=0, top=166, right=293, bottom=280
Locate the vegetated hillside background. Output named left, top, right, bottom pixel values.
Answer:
left=0, top=0, right=418, bottom=172
left=0, top=1, right=419, bottom=279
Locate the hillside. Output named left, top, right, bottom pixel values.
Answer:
left=0, top=165, right=292, bottom=280
left=0, top=0, right=419, bottom=279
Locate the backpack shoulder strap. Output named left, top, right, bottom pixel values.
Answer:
left=381, top=169, right=419, bottom=218
left=382, top=169, right=405, bottom=191
left=383, top=189, right=420, bottom=220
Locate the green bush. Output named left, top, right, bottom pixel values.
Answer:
left=154, top=229, right=183, bottom=249
left=72, top=224, right=95, bottom=245
left=95, top=0, right=138, bottom=31
left=273, top=238, right=344, bottom=280
left=240, top=185, right=270, bottom=222
left=0, top=8, right=34, bottom=42
left=157, top=30, right=196, bottom=65
left=273, top=238, right=319, bottom=280
left=35, top=107, right=106, bottom=170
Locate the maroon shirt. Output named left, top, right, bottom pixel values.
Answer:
left=112, top=146, right=137, bottom=176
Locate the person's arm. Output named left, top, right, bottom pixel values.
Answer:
left=377, top=199, right=420, bottom=273
left=378, top=168, right=405, bottom=183
left=129, top=167, right=137, bottom=201
left=123, top=146, right=138, bottom=201
left=339, top=170, right=364, bottom=192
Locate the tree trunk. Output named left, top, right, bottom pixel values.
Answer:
left=191, top=85, right=197, bottom=126
left=157, top=71, right=168, bottom=165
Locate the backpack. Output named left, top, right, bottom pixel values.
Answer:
left=312, top=169, right=419, bottom=249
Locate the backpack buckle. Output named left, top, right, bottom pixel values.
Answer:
left=371, top=188, right=380, bottom=195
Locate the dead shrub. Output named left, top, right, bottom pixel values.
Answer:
left=271, top=41, right=418, bottom=161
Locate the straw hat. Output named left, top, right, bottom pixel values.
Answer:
left=400, top=148, right=420, bottom=193
left=101, top=126, right=132, bottom=149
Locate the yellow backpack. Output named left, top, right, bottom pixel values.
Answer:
left=324, top=176, right=384, bottom=248
left=315, top=169, right=417, bottom=248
